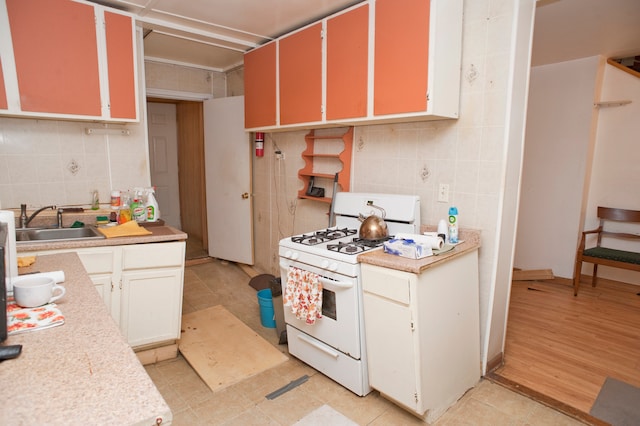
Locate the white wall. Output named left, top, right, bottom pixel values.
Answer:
left=583, top=63, right=640, bottom=284
left=514, top=56, right=601, bottom=278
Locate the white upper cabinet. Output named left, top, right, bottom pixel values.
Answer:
left=244, top=0, right=462, bottom=131
left=0, top=0, right=139, bottom=122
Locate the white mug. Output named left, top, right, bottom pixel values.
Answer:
left=12, top=276, right=66, bottom=308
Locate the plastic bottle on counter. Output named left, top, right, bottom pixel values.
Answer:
left=131, top=190, right=146, bottom=223
left=448, top=206, right=459, bottom=244
left=145, top=187, right=160, bottom=222
left=110, top=190, right=121, bottom=209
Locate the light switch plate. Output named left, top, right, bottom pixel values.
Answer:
left=438, top=184, right=449, bottom=203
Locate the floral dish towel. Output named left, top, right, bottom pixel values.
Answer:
left=6, top=296, right=65, bottom=335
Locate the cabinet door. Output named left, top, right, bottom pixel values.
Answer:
left=326, top=4, right=369, bottom=121
left=90, top=274, right=113, bottom=313
left=104, top=10, right=137, bottom=120
left=244, top=41, right=277, bottom=129
left=120, top=268, right=183, bottom=348
left=279, top=23, right=322, bottom=125
left=374, top=0, right=430, bottom=115
left=6, top=0, right=102, bottom=116
left=362, top=265, right=420, bottom=412
left=0, top=57, right=7, bottom=110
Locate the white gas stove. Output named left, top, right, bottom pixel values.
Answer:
left=279, top=192, right=420, bottom=396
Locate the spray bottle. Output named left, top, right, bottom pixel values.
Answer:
left=145, top=187, right=160, bottom=222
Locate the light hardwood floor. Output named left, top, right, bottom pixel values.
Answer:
left=493, top=275, right=640, bottom=417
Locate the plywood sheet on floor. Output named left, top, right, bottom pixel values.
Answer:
left=179, top=305, right=288, bottom=392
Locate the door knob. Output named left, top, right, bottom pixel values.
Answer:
left=241, top=192, right=249, bottom=199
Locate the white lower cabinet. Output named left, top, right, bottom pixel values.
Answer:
left=32, top=241, right=185, bottom=348
left=361, top=250, right=481, bottom=423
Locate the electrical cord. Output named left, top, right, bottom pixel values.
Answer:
left=269, top=134, right=297, bottom=239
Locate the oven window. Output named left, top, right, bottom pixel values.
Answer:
left=322, top=288, right=337, bottom=320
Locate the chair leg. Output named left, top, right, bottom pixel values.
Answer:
left=592, top=264, right=599, bottom=288
left=573, top=260, right=582, bottom=296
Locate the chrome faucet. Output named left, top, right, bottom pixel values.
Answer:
left=20, top=204, right=57, bottom=228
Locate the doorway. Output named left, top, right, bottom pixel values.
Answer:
left=147, top=98, right=209, bottom=261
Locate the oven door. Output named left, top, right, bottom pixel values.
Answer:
left=279, top=259, right=361, bottom=359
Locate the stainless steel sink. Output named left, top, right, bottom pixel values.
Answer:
left=16, top=226, right=105, bottom=243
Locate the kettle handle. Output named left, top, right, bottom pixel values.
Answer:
left=367, top=203, right=386, bottom=218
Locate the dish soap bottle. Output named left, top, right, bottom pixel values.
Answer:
left=448, top=206, right=459, bottom=244
left=131, top=190, right=146, bottom=223
left=145, top=187, right=160, bottom=222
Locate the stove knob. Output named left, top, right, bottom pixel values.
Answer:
left=284, top=250, right=293, bottom=258
left=290, top=251, right=299, bottom=260
left=328, top=262, right=339, bottom=272
left=321, top=260, right=330, bottom=269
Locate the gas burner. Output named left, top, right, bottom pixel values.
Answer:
left=325, top=227, right=358, bottom=239
left=291, top=228, right=357, bottom=246
left=327, top=236, right=391, bottom=255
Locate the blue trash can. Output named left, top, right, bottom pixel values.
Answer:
left=257, top=288, right=276, bottom=328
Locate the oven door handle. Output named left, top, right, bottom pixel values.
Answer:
left=297, top=333, right=340, bottom=359
left=280, top=263, right=354, bottom=290
left=319, top=277, right=353, bottom=289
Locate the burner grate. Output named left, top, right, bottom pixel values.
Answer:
left=327, top=236, right=391, bottom=255
left=291, top=228, right=357, bottom=246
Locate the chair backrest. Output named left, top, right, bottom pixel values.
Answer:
left=597, top=207, right=640, bottom=224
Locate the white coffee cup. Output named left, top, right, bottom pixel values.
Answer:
left=12, top=276, right=66, bottom=308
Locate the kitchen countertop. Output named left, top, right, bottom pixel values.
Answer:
left=0, top=253, right=172, bottom=425
left=17, top=224, right=187, bottom=252
left=358, top=228, right=481, bottom=274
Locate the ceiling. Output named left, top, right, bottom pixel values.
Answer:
left=89, top=0, right=640, bottom=71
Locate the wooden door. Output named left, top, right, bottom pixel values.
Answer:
left=203, top=96, right=254, bottom=265
left=326, top=4, right=369, bottom=120
left=374, top=0, right=430, bottom=115
left=279, top=23, right=323, bottom=125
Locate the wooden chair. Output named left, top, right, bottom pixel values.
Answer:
left=573, top=207, right=640, bottom=296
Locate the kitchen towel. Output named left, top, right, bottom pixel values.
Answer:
left=6, top=296, right=65, bottom=335
left=97, top=220, right=152, bottom=238
left=284, top=266, right=323, bottom=325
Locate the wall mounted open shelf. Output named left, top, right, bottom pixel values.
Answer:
left=298, top=127, right=353, bottom=203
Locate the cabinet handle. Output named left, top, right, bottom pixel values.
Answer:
left=111, top=282, right=114, bottom=292
left=119, top=280, right=123, bottom=290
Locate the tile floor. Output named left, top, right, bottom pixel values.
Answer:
left=145, top=259, right=586, bottom=425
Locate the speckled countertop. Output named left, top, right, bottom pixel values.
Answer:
left=358, top=228, right=481, bottom=274
left=0, top=253, right=172, bottom=425
left=17, top=224, right=187, bottom=252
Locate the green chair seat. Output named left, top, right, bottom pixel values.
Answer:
left=583, top=247, right=640, bottom=265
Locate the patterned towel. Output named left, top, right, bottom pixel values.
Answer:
left=6, top=296, right=65, bottom=335
left=284, top=266, right=323, bottom=325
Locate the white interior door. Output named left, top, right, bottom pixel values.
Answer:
left=147, top=102, right=181, bottom=229
left=203, top=96, right=254, bottom=264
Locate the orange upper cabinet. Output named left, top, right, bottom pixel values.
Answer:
left=242, top=0, right=462, bottom=131
left=105, top=11, right=137, bottom=121
left=326, top=4, right=369, bottom=121
left=244, top=41, right=277, bottom=129
left=0, top=0, right=138, bottom=122
left=374, top=0, right=430, bottom=115
left=374, top=0, right=462, bottom=120
left=7, top=0, right=102, bottom=116
left=279, top=23, right=323, bottom=126
left=0, top=58, right=7, bottom=110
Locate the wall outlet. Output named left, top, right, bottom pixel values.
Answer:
left=438, top=183, right=450, bottom=203
left=275, top=151, right=285, bottom=160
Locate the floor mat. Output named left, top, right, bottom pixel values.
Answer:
left=590, top=377, right=640, bottom=425
left=294, top=405, right=358, bottom=426
left=179, top=305, right=288, bottom=392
